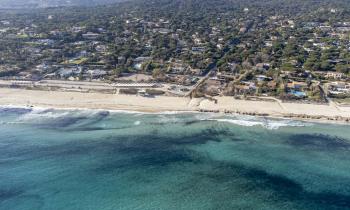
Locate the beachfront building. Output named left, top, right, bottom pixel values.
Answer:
left=57, top=66, right=82, bottom=78
left=328, top=82, right=350, bottom=97
left=286, top=81, right=308, bottom=98
left=325, top=72, right=345, bottom=80
left=86, top=70, right=107, bottom=79
left=314, top=71, right=346, bottom=80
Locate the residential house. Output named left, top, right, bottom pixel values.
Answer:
left=325, top=72, right=345, bottom=80
left=57, top=66, right=82, bottom=78
left=234, top=82, right=256, bottom=95
left=328, top=82, right=350, bottom=96
left=287, top=81, right=308, bottom=91
left=82, top=32, right=100, bottom=40
left=191, top=47, right=206, bottom=53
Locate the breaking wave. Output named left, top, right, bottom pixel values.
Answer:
left=0, top=106, right=311, bottom=130
left=18, top=109, right=71, bottom=121
left=13, top=108, right=109, bottom=127
left=207, top=117, right=310, bottom=130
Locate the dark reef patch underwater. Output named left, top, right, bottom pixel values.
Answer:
left=1, top=107, right=350, bottom=210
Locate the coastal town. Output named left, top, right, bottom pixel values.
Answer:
left=0, top=0, right=350, bottom=120
left=2, top=2, right=350, bottom=210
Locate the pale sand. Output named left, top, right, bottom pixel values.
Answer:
left=0, top=88, right=350, bottom=122
left=0, top=88, right=192, bottom=112
left=205, top=97, right=350, bottom=117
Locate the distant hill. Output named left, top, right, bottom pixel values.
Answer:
left=0, top=0, right=127, bottom=9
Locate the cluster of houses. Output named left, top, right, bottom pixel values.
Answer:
left=0, top=7, right=350, bottom=102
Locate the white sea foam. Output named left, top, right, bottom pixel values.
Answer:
left=265, top=120, right=308, bottom=130
left=210, top=119, right=263, bottom=127
left=16, top=107, right=102, bottom=123
left=158, top=111, right=198, bottom=115
left=0, top=104, right=32, bottom=110
left=208, top=117, right=310, bottom=130
left=0, top=121, right=24, bottom=125
left=0, top=105, right=312, bottom=129
left=157, top=115, right=183, bottom=123
left=18, top=109, right=71, bottom=121
left=108, top=109, right=146, bottom=114
left=194, top=112, right=222, bottom=121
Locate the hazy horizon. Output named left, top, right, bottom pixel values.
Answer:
left=0, top=0, right=127, bottom=9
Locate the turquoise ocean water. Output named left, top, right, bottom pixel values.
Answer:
left=1, top=107, right=350, bottom=210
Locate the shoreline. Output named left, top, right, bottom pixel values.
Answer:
left=2, top=103, right=348, bottom=126
left=0, top=88, right=350, bottom=124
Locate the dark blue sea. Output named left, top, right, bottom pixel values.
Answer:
left=1, top=107, right=350, bottom=210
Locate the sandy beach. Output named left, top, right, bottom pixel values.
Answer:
left=1, top=88, right=350, bottom=122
